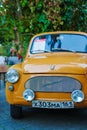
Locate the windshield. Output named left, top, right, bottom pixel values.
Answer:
left=30, top=34, right=87, bottom=54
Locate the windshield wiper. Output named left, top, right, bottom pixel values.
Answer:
left=31, top=50, right=51, bottom=53
left=51, top=48, right=76, bottom=52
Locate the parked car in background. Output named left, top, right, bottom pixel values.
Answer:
left=0, top=56, right=7, bottom=65
left=0, top=56, right=8, bottom=88
left=6, top=31, right=87, bottom=119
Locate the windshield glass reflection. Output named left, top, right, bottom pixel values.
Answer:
left=30, top=34, right=87, bottom=53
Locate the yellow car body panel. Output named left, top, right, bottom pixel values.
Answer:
left=6, top=31, right=87, bottom=109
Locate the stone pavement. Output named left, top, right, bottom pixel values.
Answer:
left=0, top=85, right=87, bottom=130
left=0, top=86, right=34, bottom=130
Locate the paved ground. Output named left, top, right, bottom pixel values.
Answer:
left=0, top=85, right=87, bottom=130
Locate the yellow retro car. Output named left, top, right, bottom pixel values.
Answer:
left=6, top=31, right=87, bottom=118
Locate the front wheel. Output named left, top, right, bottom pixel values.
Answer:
left=10, top=105, right=22, bottom=119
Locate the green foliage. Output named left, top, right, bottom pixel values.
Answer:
left=0, top=46, right=7, bottom=56
left=0, top=0, right=87, bottom=57
left=60, top=0, right=87, bottom=31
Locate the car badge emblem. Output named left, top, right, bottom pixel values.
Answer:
left=50, top=64, right=55, bottom=70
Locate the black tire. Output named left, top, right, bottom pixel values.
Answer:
left=10, top=105, right=22, bottom=119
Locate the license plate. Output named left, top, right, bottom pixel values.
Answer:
left=32, top=100, right=74, bottom=109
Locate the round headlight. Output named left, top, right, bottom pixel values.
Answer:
left=6, top=69, right=19, bottom=83
left=71, top=90, right=84, bottom=103
left=23, top=89, right=35, bottom=101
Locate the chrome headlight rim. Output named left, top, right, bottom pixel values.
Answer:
left=71, top=90, right=84, bottom=103
left=6, top=69, right=20, bottom=83
left=23, top=89, right=35, bottom=101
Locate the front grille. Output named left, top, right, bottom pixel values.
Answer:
left=25, top=76, right=81, bottom=92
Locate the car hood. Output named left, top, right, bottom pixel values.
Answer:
left=23, top=53, right=87, bottom=74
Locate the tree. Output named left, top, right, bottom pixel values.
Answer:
left=0, top=0, right=87, bottom=56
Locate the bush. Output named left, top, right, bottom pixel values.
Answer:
left=1, top=0, right=87, bottom=57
